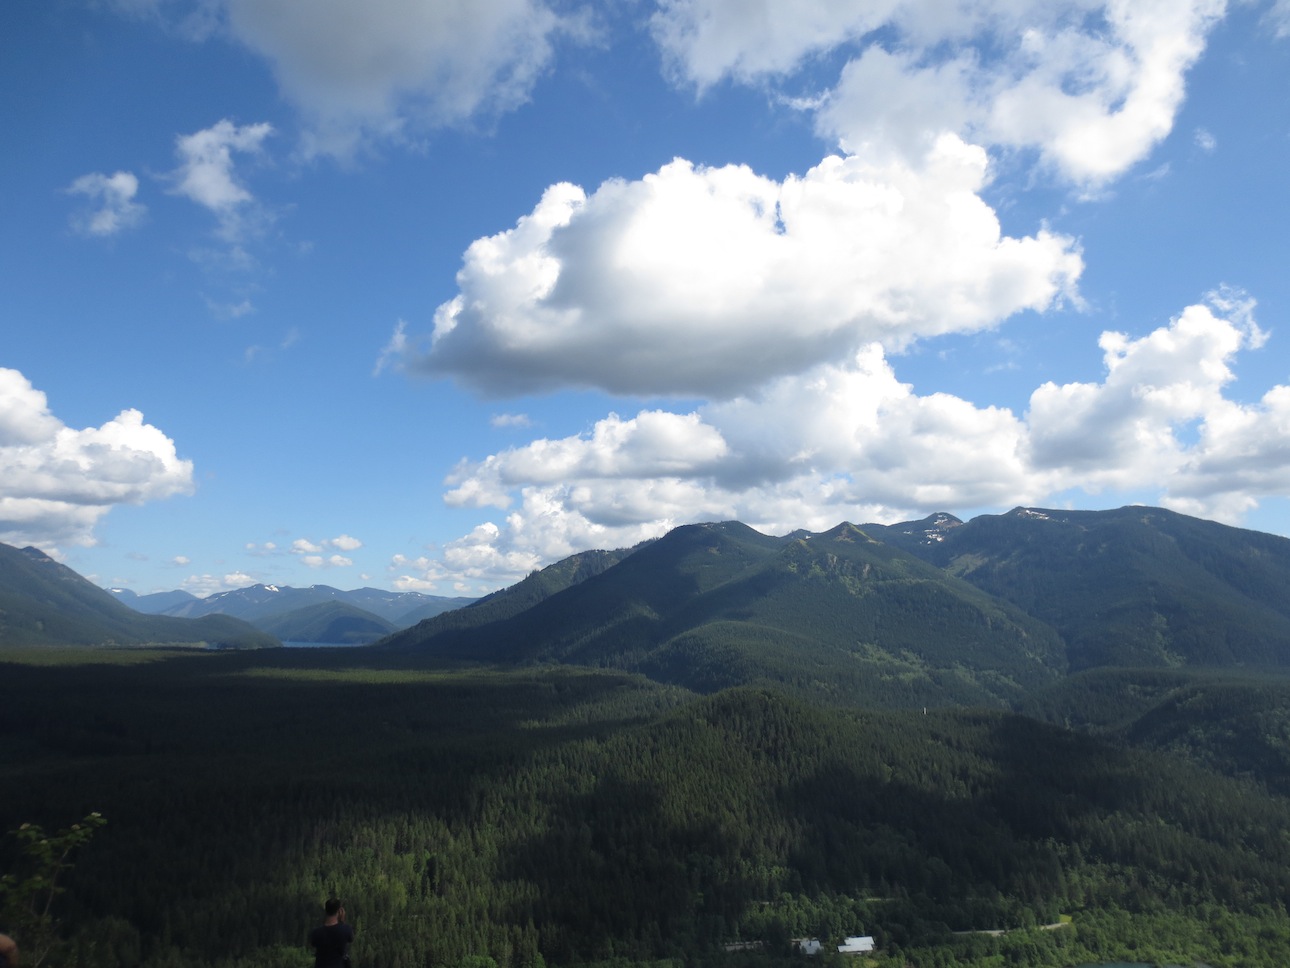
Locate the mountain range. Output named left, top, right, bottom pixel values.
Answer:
left=9, top=504, right=1290, bottom=968
left=0, top=543, right=276, bottom=649
left=110, top=582, right=476, bottom=644
left=7, top=504, right=1290, bottom=679
left=383, top=505, right=1290, bottom=707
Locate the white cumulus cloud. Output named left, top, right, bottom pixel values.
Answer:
left=424, top=291, right=1290, bottom=590
left=654, top=0, right=1227, bottom=187
left=217, top=0, right=583, bottom=157
left=289, top=534, right=363, bottom=565
left=0, top=368, right=195, bottom=551
left=411, top=141, right=1081, bottom=398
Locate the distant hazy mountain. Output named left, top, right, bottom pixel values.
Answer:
left=382, top=507, right=1290, bottom=707
left=124, top=582, right=475, bottom=630
left=255, top=600, right=399, bottom=645
left=0, top=543, right=277, bottom=649
left=110, top=588, right=200, bottom=613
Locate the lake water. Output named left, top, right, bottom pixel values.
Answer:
left=282, top=640, right=364, bottom=648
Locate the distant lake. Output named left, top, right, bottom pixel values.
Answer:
left=282, top=640, right=365, bottom=648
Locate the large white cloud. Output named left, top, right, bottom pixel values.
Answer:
left=0, top=369, right=195, bottom=550
left=1026, top=290, right=1289, bottom=517
left=218, top=0, right=579, bottom=156
left=404, top=292, right=1290, bottom=591
left=410, top=139, right=1081, bottom=397
left=654, top=0, right=1227, bottom=186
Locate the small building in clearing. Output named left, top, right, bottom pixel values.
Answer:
left=837, top=936, right=875, bottom=954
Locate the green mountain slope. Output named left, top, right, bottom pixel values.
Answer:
left=255, top=600, right=397, bottom=644
left=392, top=595, right=479, bottom=626
left=902, top=505, right=1290, bottom=670
left=383, top=544, right=641, bottom=649
left=0, top=543, right=277, bottom=649
left=385, top=521, right=1065, bottom=707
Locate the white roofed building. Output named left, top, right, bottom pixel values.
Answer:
left=837, top=936, right=875, bottom=954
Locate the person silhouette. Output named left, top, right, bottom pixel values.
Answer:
left=308, top=899, right=354, bottom=968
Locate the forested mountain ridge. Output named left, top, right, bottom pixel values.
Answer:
left=381, top=507, right=1290, bottom=701
left=381, top=520, right=1067, bottom=707
left=0, top=542, right=277, bottom=649
left=893, top=505, right=1290, bottom=669
left=387, top=543, right=642, bottom=645
left=1020, top=666, right=1290, bottom=798
left=11, top=506, right=1290, bottom=967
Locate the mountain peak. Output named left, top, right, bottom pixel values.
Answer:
left=1009, top=507, right=1054, bottom=521
left=819, top=522, right=872, bottom=543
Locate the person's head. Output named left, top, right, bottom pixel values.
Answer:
left=325, top=898, right=343, bottom=917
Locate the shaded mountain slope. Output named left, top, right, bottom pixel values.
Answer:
left=256, top=600, right=398, bottom=645
left=393, top=595, right=481, bottom=626
left=1019, top=665, right=1290, bottom=798
left=0, top=543, right=276, bottom=649
left=903, top=506, right=1290, bottom=670
left=384, top=544, right=643, bottom=648
left=384, top=521, right=1065, bottom=707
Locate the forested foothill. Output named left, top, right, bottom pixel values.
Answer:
left=7, top=506, right=1290, bottom=967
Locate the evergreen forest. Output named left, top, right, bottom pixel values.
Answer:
left=9, top=506, right=1290, bottom=968
left=7, top=647, right=1290, bottom=968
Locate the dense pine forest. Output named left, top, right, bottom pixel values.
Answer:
left=9, top=508, right=1290, bottom=966
left=7, top=645, right=1290, bottom=968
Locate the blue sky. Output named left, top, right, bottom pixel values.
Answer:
left=4, top=0, right=1290, bottom=598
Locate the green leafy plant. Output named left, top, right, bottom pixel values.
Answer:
left=1, top=813, right=106, bottom=968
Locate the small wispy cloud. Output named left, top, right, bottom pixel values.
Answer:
left=491, top=412, right=533, bottom=429
left=373, top=319, right=408, bottom=376
left=290, top=534, right=363, bottom=565
left=205, top=295, right=257, bottom=319
left=301, top=554, right=353, bottom=569
left=169, top=119, right=273, bottom=241
left=66, top=170, right=146, bottom=237
left=181, top=571, right=257, bottom=597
